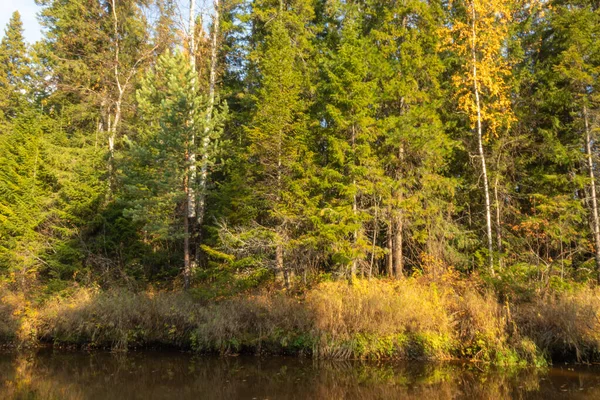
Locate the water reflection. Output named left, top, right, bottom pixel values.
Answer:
left=1, top=351, right=600, bottom=399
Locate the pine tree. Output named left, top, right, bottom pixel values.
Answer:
left=124, top=51, right=224, bottom=287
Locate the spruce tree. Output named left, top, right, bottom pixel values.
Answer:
left=0, top=11, right=31, bottom=119
left=317, top=3, right=380, bottom=280
left=243, top=3, right=313, bottom=287
left=370, top=0, right=458, bottom=277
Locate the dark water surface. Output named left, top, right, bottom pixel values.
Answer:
left=2, top=350, right=600, bottom=399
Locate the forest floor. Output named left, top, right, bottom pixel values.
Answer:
left=1, top=274, right=599, bottom=366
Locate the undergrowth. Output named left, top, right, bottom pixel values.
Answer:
left=2, top=274, right=600, bottom=365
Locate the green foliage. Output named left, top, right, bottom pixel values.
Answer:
left=0, top=11, right=30, bottom=119
left=2, top=1, right=600, bottom=359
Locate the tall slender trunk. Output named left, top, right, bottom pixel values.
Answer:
left=584, top=103, right=600, bottom=283
left=273, top=124, right=290, bottom=288
left=187, top=0, right=197, bottom=220
left=369, top=201, right=379, bottom=280
left=386, top=205, right=394, bottom=278
left=494, top=176, right=503, bottom=269
left=351, top=125, right=358, bottom=281
left=197, top=0, right=220, bottom=229
left=392, top=144, right=405, bottom=278
left=393, top=198, right=404, bottom=279
left=185, top=0, right=198, bottom=280
left=471, top=3, right=494, bottom=274
left=183, top=164, right=192, bottom=289
left=108, top=0, right=122, bottom=194
left=352, top=183, right=358, bottom=280
left=108, top=0, right=153, bottom=194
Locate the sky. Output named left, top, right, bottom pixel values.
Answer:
left=0, top=0, right=215, bottom=45
left=0, top=0, right=43, bottom=43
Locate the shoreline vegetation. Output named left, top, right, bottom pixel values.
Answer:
left=2, top=274, right=600, bottom=366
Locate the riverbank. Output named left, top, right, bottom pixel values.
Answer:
left=2, top=277, right=600, bottom=365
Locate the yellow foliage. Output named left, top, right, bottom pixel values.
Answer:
left=446, top=0, right=520, bottom=140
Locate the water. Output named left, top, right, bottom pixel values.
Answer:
left=2, top=350, right=600, bottom=399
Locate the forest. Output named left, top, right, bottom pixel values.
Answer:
left=1, top=0, right=600, bottom=364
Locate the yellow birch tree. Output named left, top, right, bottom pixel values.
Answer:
left=447, top=0, right=517, bottom=273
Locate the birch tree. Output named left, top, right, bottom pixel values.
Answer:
left=448, top=0, right=515, bottom=273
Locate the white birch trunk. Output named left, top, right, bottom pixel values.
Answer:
left=584, top=103, right=600, bottom=283
left=471, top=2, right=494, bottom=274
left=187, top=0, right=197, bottom=219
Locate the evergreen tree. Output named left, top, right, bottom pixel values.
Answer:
left=369, top=0, right=459, bottom=277
left=123, top=51, right=224, bottom=287
left=243, top=3, right=313, bottom=287
left=316, top=3, right=380, bottom=280
left=519, top=0, right=600, bottom=281
left=0, top=11, right=31, bottom=119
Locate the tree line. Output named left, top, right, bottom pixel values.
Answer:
left=1, top=0, right=600, bottom=290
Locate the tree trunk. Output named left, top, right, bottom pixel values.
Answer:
left=494, top=176, right=503, bottom=269
left=386, top=208, right=393, bottom=278
left=392, top=206, right=403, bottom=279
left=350, top=125, right=358, bottom=281
left=351, top=183, right=358, bottom=280
left=108, top=0, right=122, bottom=195
left=275, top=240, right=289, bottom=289
left=183, top=171, right=192, bottom=289
left=369, top=201, right=379, bottom=280
left=392, top=144, right=405, bottom=279
left=185, top=0, right=199, bottom=277
left=584, top=103, right=600, bottom=283
left=471, top=3, right=494, bottom=274
left=187, top=0, right=197, bottom=222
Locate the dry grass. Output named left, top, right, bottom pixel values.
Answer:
left=306, top=279, right=456, bottom=359
left=0, top=284, right=21, bottom=342
left=37, top=288, right=200, bottom=349
left=308, top=280, right=452, bottom=337
left=1, top=277, right=599, bottom=363
left=515, top=287, right=600, bottom=362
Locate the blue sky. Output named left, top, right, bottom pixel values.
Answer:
left=0, top=0, right=215, bottom=45
left=1, top=0, right=43, bottom=43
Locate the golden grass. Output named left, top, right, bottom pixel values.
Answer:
left=1, top=278, right=599, bottom=363
left=0, top=284, right=21, bottom=342
left=515, top=287, right=600, bottom=362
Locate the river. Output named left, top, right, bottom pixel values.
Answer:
left=1, top=350, right=600, bottom=399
